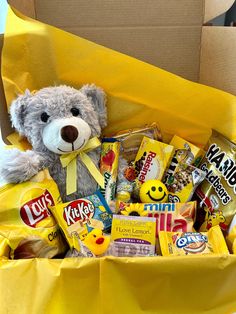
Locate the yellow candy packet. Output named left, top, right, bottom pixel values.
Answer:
left=195, top=130, right=236, bottom=233
left=159, top=225, right=229, bottom=256
left=0, top=234, right=10, bottom=258
left=227, top=228, right=236, bottom=254
left=0, top=169, right=67, bottom=259
left=226, top=215, right=236, bottom=254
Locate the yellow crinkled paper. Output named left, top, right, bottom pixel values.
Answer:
left=2, top=6, right=236, bottom=148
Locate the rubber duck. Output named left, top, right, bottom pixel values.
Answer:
left=83, top=229, right=110, bottom=256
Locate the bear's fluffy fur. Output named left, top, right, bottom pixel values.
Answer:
left=0, top=85, right=107, bottom=201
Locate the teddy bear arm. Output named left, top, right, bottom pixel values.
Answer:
left=0, top=148, right=45, bottom=183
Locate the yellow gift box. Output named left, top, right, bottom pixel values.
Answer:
left=1, top=1, right=236, bottom=314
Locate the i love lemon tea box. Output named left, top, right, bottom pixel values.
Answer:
left=134, top=136, right=175, bottom=182
left=110, top=215, right=156, bottom=256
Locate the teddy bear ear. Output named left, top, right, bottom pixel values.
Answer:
left=80, top=84, right=107, bottom=129
left=10, top=89, right=32, bottom=135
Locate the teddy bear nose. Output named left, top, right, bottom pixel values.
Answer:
left=61, top=125, right=79, bottom=143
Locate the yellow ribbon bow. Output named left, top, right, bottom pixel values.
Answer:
left=60, top=137, right=104, bottom=195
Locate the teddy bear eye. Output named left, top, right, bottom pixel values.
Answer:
left=71, top=107, right=80, bottom=117
left=41, top=112, right=50, bottom=123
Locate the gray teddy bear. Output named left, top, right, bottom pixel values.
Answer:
left=0, top=84, right=107, bottom=202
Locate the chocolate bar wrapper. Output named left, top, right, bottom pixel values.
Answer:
left=50, top=190, right=112, bottom=250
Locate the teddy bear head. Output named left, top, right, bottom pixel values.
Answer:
left=10, top=84, right=107, bottom=154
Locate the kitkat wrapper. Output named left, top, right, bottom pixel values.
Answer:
left=0, top=169, right=67, bottom=259
left=1, top=5, right=236, bottom=314
left=49, top=191, right=112, bottom=250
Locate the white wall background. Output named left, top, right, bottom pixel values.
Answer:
left=0, top=0, right=7, bottom=33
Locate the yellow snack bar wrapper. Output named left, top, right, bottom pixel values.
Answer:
left=134, top=136, right=175, bottom=183
left=110, top=215, right=156, bottom=257
left=159, top=225, right=229, bottom=256
left=0, top=234, right=10, bottom=258
left=169, top=135, right=205, bottom=167
left=99, top=138, right=120, bottom=212
left=50, top=191, right=113, bottom=251
left=0, top=169, right=67, bottom=259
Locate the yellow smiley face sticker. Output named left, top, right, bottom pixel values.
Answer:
left=139, top=180, right=168, bottom=203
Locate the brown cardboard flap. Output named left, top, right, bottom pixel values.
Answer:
left=32, top=0, right=204, bottom=26
left=6, top=0, right=236, bottom=93
left=61, top=26, right=201, bottom=82
left=8, top=0, right=35, bottom=18
left=200, top=26, right=236, bottom=95
left=204, top=0, right=235, bottom=23
left=8, top=0, right=204, bottom=82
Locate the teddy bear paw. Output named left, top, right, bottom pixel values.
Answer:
left=0, top=148, right=43, bottom=183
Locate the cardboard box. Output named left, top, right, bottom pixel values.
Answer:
left=0, top=0, right=235, bottom=144
left=7, top=0, right=236, bottom=94
left=1, top=2, right=236, bottom=314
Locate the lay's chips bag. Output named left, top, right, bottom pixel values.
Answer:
left=0, top=169, right=67, bottom=259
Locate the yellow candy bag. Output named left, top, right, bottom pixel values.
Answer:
left=226, top=215, right=236, bottom=254
left=0, top=169, right=67, bottom=259
left=195, top=130, right=236, bottom=232
left=159, top=225, right=229, bottom=256
left=0, top=234, right=10, bottom=258
left=227, top=228, right=236, bottom=254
